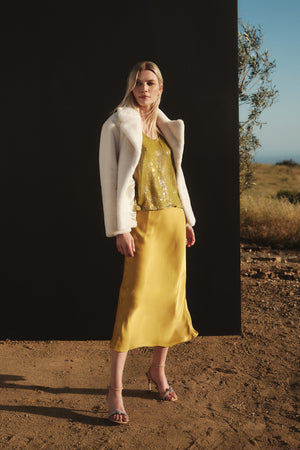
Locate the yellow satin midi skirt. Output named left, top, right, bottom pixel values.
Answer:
left=110, top=207, right=198, bottom=352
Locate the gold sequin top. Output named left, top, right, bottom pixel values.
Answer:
left=133, top=132, right=183, bottom=211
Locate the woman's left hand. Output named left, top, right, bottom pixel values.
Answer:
left=186, top=225, right=195, bottom=247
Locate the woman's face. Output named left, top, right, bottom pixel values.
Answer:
left=132, top=70, right=162, bottom=108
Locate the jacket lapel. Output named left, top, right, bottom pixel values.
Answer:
left=117, top=107, right=143, bottom=158
left=157, top=110, right=184, bottom=168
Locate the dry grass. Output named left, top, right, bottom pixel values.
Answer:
left=240, top=193, right=300, bottom=248
left=240, top=163, right=300, bottom=249
left=250, top=163, right=300, bottom=196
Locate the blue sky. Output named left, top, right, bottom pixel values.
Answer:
left=238, top=0, right=300, bottom=163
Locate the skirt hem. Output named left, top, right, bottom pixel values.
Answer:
left=110, top=330, right=199, bottom=353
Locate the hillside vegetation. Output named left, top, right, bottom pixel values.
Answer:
left=240, top=163, right=300, bottom=249
left=248, top=163, right=300, bottom=196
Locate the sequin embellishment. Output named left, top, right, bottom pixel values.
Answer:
left=133, top=133, right=183, bottom=211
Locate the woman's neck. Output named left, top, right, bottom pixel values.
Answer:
left=139, top=106, right=159, bottom=139
left=139, top=106, right=151, bottom=121
left=142, top=124, right=159, bottom=139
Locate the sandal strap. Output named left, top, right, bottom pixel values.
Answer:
left=108, top=409, right=128, bottom=418
left=107, top=385, right=123, bottom=391
left=162, top=387, right=174, bottom=401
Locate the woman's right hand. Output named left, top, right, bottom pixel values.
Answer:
left=116, top=232, right=135, bottom=257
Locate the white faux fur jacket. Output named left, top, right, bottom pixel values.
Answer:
left=99, top=106, right=196, bottom=237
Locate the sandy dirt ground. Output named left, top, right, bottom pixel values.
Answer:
left=0, top=243, right=299, bottom=449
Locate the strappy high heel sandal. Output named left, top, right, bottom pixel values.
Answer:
left=145, top=364, right=178, bottom=402
left=106, top=386, right=129, bottom=424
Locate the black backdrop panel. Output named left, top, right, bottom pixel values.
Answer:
left=1, top=1, right=240, bottom=339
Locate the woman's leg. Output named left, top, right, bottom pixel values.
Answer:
left=149, top=346, right=177, bottom=400
left=107, top=350, right=128, bottom=422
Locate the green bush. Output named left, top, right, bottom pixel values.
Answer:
left=275, top=158, right=299, bottom=166
left=276, top=189, right=300, bottom=204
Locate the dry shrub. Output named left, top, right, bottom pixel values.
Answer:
left=240, top=193, right=300, bottom=249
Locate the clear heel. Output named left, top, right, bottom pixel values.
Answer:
left=145, top=364, right=177, bottom=401
left=145, top=371, right=152, bottom=391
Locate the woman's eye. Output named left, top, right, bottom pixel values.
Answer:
left=148, top=82, right=154, bottom=86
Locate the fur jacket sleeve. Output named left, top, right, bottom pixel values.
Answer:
left=99, top=106, right=196, bottom=237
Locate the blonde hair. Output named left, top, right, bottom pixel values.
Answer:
left=113, top=61, right=163, bottom=137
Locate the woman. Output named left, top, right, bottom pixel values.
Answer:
left=99, top=61, right=198, bottom=424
